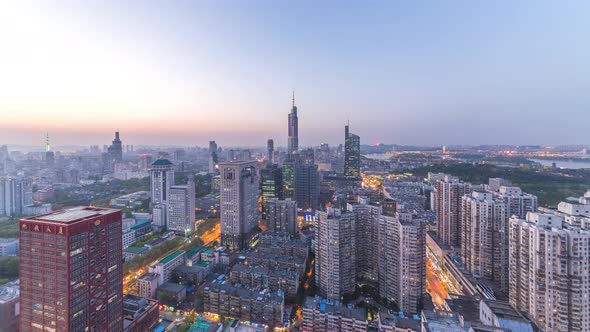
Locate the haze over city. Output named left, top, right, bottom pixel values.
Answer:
left=1, top=0, right=589, bottom=147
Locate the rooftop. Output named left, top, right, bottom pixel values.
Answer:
left=303, top=296, right=366, bottom=321
left=158, top=282, right=186, bottom=293
left=159, top=250, right=185, bottom=265
left=23, top=206, right=119, bottom=224
left=124, top=246, right=147, bottom=254
left=130, top=220, right=152, bottom=230
left=139, top=272, right=159, bottom=282
left=151, top=158, right=174, bottom=166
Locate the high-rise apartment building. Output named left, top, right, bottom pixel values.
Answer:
left=349, top=198, right=381, bottom=282
left=266, top=199, right=297, bottom=235
left=495, top=185, right=537, bottom=219
left=344, top=124, right=361, bottom=178
left=433, top=175, right=471, bottom=247
left=288, top=92, right=299, bottom=154
left=378, top=213, right=425, bottom=313
left=461, top=191, right=509, bottom=292
left=150, top=159, right=175, bottom=229
left=19, top=207, right=123, bottom=332
left=219, top=161, right=259, bottom=249
left=0, top=176, right=32, bottom=216
left=315, top=208, right=356, bottom=300
left=294, top=162, right=320, bottom=211
left=461, top=183, right=537, bottom=293
left=509, top=209, right=590, bottom=332
left=167, top=177, right=195, bottom=236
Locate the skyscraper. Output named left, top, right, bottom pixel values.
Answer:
left=267, top=139, right=274, bottom=164
left=294, top=162, right=320, bottom=211
left=349, top=198, right=381, bottom=282
left=266, top=198, right=297, bottom=235
left=0, top=176, right=32, bottom=216
left=167, top=176, right=196, bottom=236
left=282, top=157, right=298, bottom=200
left=150, top=159, right=175, bottom=229
left=260, top=164, right=283, bottom=219
left=219, top=161, right=259, bottom=249
left=344, top=124, right=361, bottom=178
left=433, top=174, right=471, bottom=247
left=460, top=184, right=537, bottom=293
left=315, top=208, right=356, bottom=300
left=19, top=206, right=124, bottom=332
left=460, top=191, right=509, bottom=292
left=287, top=92, right=299, bottom=154
left=509, top=210, right=590, bottom=332
left=107, top=131, right=123, bottom=162
left=378, top=213, right=426, bottom=313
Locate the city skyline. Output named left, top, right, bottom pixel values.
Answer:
left=1, top=1, right=590, bottom=146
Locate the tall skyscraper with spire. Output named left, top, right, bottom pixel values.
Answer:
left=288, top=91, right=299, bottom=154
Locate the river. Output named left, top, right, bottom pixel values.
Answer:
left=530, top=158, right=590, bottom=169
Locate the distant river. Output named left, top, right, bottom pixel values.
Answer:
left=530, top=158, right=590, bottom=169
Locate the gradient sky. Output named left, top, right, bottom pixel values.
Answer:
left=1, top=1, right=589, bottom=148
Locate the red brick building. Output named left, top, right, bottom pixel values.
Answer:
left=19, top=206, right=123, bottom=332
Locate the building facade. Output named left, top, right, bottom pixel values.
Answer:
left=315, top=208, right=356, bottom=300
left=167, top=177, right=196, bottom=235
left=19, top=207, right=123, bottom=332
left=0, top=176, right=32, bottom=216
left=344, top=124, right=361, bottom=178
left=294, top=163, right=320, bottom=211
left=509, top=210, right=590, bottom=332
left=260, top=164, right=283, bottom=219
left=433, top=175, right=471, bottom=247
left=149, top=250, right=186, bottom=285
left=0, top=238, right=18, bottom=256
left=219, top=161, right=259, bottom=250
left=378, top=214, right=426, bottom=313
left=150, top=159, right=175, bottom=229
left=266, top=199, right=297, bottom=235
left=138, top=273, right=160, bottom=300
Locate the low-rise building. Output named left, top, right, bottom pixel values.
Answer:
left=230, top=262, right=300, bottom=299
left=122, top=294, right=159, bottom=332
left=174, top=262, right=212, bottom=285
left=0, top=281, right=19, bottom=332
left=138, top=273, right=160, bottom=299
left=122, top=229, right=136, bottom=249
left=202, top=280, right=284, bottom=328
left=378, top=310, right=421, bottom=332
left=149, top=250, right=186, bottom=284
left=130, top=220, right=153, bottom=240
left=301, top=296, right=367, bottom=332
left=123, top=246, right=148, bottom=260
left=0, top=238, right=18, bottom=256
left=157, top=283, right=187, bottom=307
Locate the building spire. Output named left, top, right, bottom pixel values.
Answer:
left=292, top=89, right=295, bottom=108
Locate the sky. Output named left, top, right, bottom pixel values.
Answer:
left=0, top=0, right=589, bottom=148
